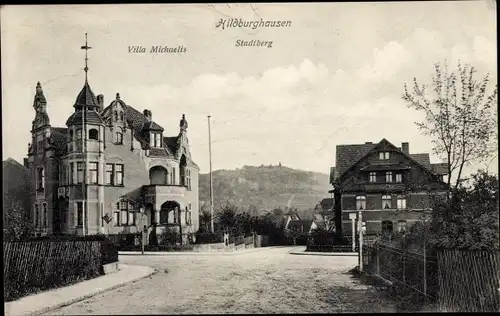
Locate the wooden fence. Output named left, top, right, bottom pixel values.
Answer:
left=3, top=241, right=102, bottom=302
left=363, top=243, right=500, bottom=312
left=437, top=250, right=500, bottom=312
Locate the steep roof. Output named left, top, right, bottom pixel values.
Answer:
left=410, top=153, right=431, bottom=169
left=74, top=80, right=99, bottom=110
left=66, top=110, right=104, bottom=126
left=335, top=143, right=376, bottom=177
left=334, top=139, right=447, bottom=183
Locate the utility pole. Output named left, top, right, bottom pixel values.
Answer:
left=208, top=115, right=214, bottom=233
left=81, top=33, right=92, bottom=237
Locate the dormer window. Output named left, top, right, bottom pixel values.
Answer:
left=114, top=111, right=118, bottom=121
left=114, top=130, right=123, bottom=145
left=379, top=152, right=390, bottom=160
left=151, top=132, right=162, bottom=148
left=76, top=129, right=82, bottom=140
left=120, top=112, right=124, bottom=121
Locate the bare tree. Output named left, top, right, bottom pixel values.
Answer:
left=402, top=61, right=497, bottom=189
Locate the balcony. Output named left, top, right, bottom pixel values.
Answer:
left=142, top=185, right=187, bottom=209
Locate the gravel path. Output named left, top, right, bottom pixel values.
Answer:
left=44, top=247, right=397, bottom=314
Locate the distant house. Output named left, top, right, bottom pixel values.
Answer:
left=329, top=138, right=449, bottom=236
left=283, top=212, right=319, bottom=234
left=3, top=158, right=32, bottom=230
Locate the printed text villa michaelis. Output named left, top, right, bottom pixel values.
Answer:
left=128, top=45, right=187, bottom=53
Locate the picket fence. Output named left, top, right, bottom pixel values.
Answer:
left=363, top=243, right=500, bottom=312
left=3, top=241, right=102, bottom=302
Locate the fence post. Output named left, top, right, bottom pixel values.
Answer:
left=376, top=241, right=380, bottom=276
left=358, top=210, right=363, bottom=272
left=423, top=239, right=427, bottom=303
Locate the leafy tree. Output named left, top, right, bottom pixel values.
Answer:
left=3, top=194, right=33, bottom=242
left=216, top=204, right=238, bottom=233
left=402, top=61, right=497, bottom=189
left=199, top=210, right=212, bottom=233
left=399, top=170, right=499, bottom=251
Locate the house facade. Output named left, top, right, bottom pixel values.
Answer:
left=329, top=139, right=448, bottom=236
left=26, top=46, right=200, bottom=243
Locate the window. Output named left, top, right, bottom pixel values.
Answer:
left=89, top=129, right=98, bottom=140
left=172, top=167, right=176, bottom=185
left=356, top=196, right=366, bottom=210
left=113, top=211, right=119, bottom=226
left=117, top=200, right=135, bottom=226
left=397, top=220, right=407, bottom=233
left=382, top=221, right=393, bottom=234
left=35, top=204, right=40, bottom=228
left=43, top=203, right=48, bottom=228
left=379, top=152, right=390, bottom=160
left=385, top=171, right=393, bottom=183
left=114, top=111, right=118, bottom=121
left=64, top=165, right=69, bottom=185
left=76, top=129, right=82, bottom=140
left=120, top=112, right=124, bottom=121
left=115, top=164, right=124, bottom=185
left=115, top=132, right=123, bottom=144
left=396, top=173, right=403, bottom=183
left=70, top=163, right=74, bottom=184
left=151, top=133, right=162, bottom=148
left=89, top=162, right=98, bottom=184
left=76, top=202, right=83, bottom=227
left=369, top=172, right=377, bottom=183
left=105, top=164, right=114, bottom=185
left=77, top=162, right=84, bottom=184
left=382, top=195, right=392, bottom=209
left=397, top=196, right=407, bottom=209
left=186, top=169, right=192, bottom=190
left=37, top=135, right=44, bottom=153
left=37, top=167, right=45, bottom=190
left=69, top=130, right=74, bottom=140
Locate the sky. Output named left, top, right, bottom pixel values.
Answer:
left=1, top=2, right=497, bottom=176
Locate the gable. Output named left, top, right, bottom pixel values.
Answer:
left=337, top=138, right=442, bottom=188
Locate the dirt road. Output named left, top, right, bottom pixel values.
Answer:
left=44, top=247, right=396, bottom=314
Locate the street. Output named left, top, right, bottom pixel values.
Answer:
left=44, top=247, right=397, bottom=314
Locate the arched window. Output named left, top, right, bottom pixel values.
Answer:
left=114, top=132, right=123, bottom=144
left=89, top=129, right=99, bottom=140
left=34, top=204, right=40, bottom=228
left=114, top=111, right=118, bottom=121
left=149, top=166, right=168, bottom=185
left=120, top=111, right=124, bottom=121
left=37, top=167, right=45, bottom=190
left=382, top=195, right=392, bottom=209
left=356, top=196, right=366, bottom=210
left=69, top=129, right=74, bottom=141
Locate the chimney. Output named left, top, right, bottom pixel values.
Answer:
left=97, top=94, right=104, bottom=112
left=143, top=109, right=152, bottom=122
left=402, top=142, right=409, bottom=154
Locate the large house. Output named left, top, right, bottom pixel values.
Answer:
left=26, top=40, right=200, bottom=243
left=329, top=139, right=448, bottom=236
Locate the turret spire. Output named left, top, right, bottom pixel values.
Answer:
left=81, top=33, right=92, bottom=82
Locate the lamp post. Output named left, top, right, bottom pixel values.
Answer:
left=140, top=206, right=145, bottom=255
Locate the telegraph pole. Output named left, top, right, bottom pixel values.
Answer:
left=208, top=116, right=214, bottom=233
left=81, top=33, right=92, bottom=236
